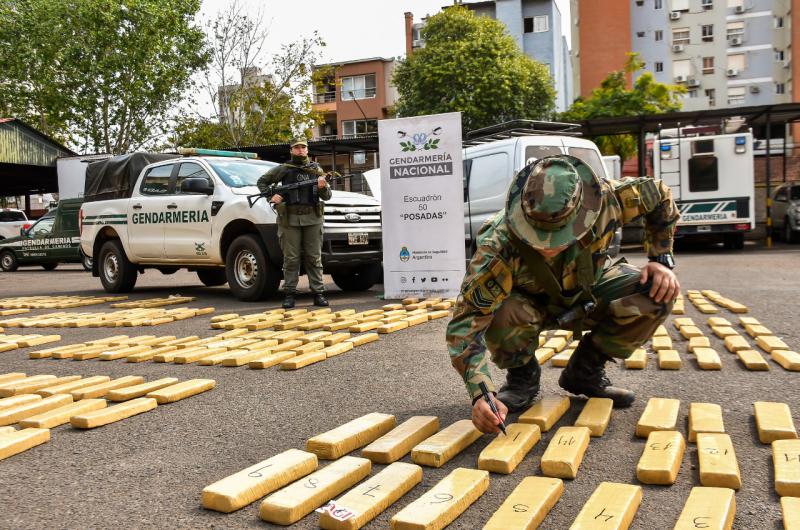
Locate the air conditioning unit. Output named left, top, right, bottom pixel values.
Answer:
left=749, top=85, right=760, bottom=94
left=412, top=39, right=423, bottom=48
left=734, top=5, right=746, bottom=14
left=687, top=78, right=700, bottom=87
left=672, top=44, right=685, bottom=52
left=669, top=11, right=681, bottom=20
left=729, top=37, right=743, bottom=46
left=726, top=68, right=739, bottom=77
left=783, top=59, right=791, bottom=68
left=674, top=75, right=687, bottom=83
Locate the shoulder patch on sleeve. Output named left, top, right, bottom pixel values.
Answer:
left=463, top=256, right=512, bottom=314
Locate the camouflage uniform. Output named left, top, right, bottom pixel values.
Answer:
left=446, top=155, right=680, bottom=402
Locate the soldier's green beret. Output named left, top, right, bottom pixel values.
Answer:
left=506, top=155, right=605, bottom=250
left=290, top=136, right=308, bottom=147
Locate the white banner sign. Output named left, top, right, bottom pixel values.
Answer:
left=379, top=112, right=465, bottom=299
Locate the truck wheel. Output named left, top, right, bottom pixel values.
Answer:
left=80, top=250, right=93, bottom=272
left=98, top=240, right=137, bottom=292
left=226, top=234, right=280, bottom=301
left=197, top=269, right=228, bottom=287
left=785, top=218, right=797, bottom=243
left=0, top=250, right=18, bottom=272
left=723, top=233, right=744, bottom=250
left=332, top=263, right=381, bottom=292
left=42, top=263, right=58, bottom=271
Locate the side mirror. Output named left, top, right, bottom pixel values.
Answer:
left=180, top=177, right=214, bottom=195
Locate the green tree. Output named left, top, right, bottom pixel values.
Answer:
left=392, top=6, right=555, bottom=131
left=170, top=1, right=324, bottom=149
left=0, top=0, right=208, bottom=154
left=561, top=53, right=685, bottom=163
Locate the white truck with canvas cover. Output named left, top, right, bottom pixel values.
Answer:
left=653, top=128, right=754, bottom=249
left=79, top=150, right=382, bottom=301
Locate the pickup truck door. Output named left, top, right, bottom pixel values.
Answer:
left=166, top=161, right=215, bottom=261
left=128, top=163, right=175, bottom=259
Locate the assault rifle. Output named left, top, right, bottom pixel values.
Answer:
left=247, top=172, right=347, bottom=208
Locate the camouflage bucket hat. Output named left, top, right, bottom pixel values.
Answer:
left=506, top=155, right=605, bottom=250
left=290, top=136, right=308, bottom=148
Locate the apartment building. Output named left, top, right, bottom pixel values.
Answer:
left=408, top=0, right=574, bottom=111
left=311, top=57, right=398, bottom=140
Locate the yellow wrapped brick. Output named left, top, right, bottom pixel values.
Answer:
left=780, top=497, right=800, bottom=530
left=287, top=341, right=324, bottom=356
left=483, top=476, right=563, bottom=530
left=570, top=482, right=642, bottom=530
left=688, top=336, right=711, bottom=353
left=736, top=349, right=770, bottom=371
left=0, top=373, right=25, bottom=384
left=403, top=314, right=429, bottom=327
left=348, top=321, right=382, bottom=333
left=652, top=336, right=673, bottom=351
left=711, top=326, right=738, bottom=339
left=0, top=394, right=42, bottom=411
left=307, top=413, right=396, bottom=460
left=72, top=376, right=144, bottom=400
left=540, top=426, right=591, bottom=479
left=70, top=397, right=157, bottom=428
left=271, top=331, right=304, bottom=343
left=322, top=333, right=350, bottom=346
left=757, top=335, right=789, bottom=353
left=673, top=317, right=695, bottom=330
left=201, top=449, right=318, bottom=513
left=247, top=351, right=296, bottom=370
left=107, top=378, right=179, bottom=401
left=543, top=337, right=568, bottom=352
left=772, top=350, right=800, bottom=371
left=478, top=422, right=541, bottom=474
left=574, top=397, right=614, bottom=437
left=535, top=347, right=556, bottom=364
left=679, top=325, right=704, bottom=339
left=674, top=487, right=736, bottom=530
left=653, top=325, right=669, bottom=337
left=390, top=467, right=489, bottom=530
left=259, top=456, right=371, bottom=525
left=688, top=403, right=725, bottom=442
left=411, top=419, right=482, bottom=468
left=658, top=349, right=682, bottom=370
left=0, top=394, right=72, bottom=426
left=707, top=317, right=732, bottom=327
left=378, top=321, right=409, bottom=334
left=19, top=399, right=107, bottom=429
left=624, top=349, right=647, bottom=369
left=697, top=433, right=741, bottom=490
left=325, top=319, right=358, bottom=331
left=146, top=379, right=215, bottom=404
left=739, top=316, right=760, bottom=326
left=318, top=461, right=422, bottom=530
left=724, top=335, right=750, bottom=353
left=697, top=304, right=719, bottom=314
left=279, top=351, right=326, bottom=370
left=362, top=416, right=439, bottom=464
left=754, top=402, right=797, bottom=443
left=636, top=431, right=685, bottom=485
left=382, top=304, right=404, bottom=311
left=4, top=375, right=80, bottom=397
left=221, top=348, right=280, bottom=367
left=519, top=396, right=571, bottom=432
left=636, top=398, right=680, bottom=438
left=0, top=427, right=50, bottom=461
left=0, top=375, right=57, bottom=397
left=299, top=331, right=332, bottom=344
left=0, top=426, right=15, bottom=436
left=694, top=348, right=722, bottom=370
left=773, top=439, right=800, bottom=497
left=745, top=324, right=773, bottom=338
left=551, top=348, right=574, bottom=368
left=321, top=341, right=353, bottom=358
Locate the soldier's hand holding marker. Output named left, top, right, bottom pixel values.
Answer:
left=472, top=392, right=508, bottom=434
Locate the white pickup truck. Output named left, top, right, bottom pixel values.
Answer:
left=80, top=151, right=382, bottom=301
left=0, top=208, right=28, bottom=240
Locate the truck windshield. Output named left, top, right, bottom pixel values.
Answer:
left=206, top=159, right=278, bottom=188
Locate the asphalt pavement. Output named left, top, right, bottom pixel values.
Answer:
left=0, top=243, right=798, bottom=529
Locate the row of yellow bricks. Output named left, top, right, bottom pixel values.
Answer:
left=0, top=306, right=215, bottom=329
left=0, top=373, right=216, bottom=461
left=197, top=397, right=799, bottom=528
left=22, top=305, right=456, bottom=371
left=0, top=295, right=128, bottom=309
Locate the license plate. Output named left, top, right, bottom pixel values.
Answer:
left=347, top=232, right=368, bottom=245
left=697, top=225, right=711, bottom=233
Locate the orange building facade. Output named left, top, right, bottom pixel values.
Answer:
left=575, top=0, right=632, bottom=97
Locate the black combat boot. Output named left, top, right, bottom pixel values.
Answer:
left=282, top=293, right=295, bottom=309
left=495, top=360, right=541, bottom=413
left=559, top=335, right=635, bottom=408
left=313, top=293, right=329, bottom=307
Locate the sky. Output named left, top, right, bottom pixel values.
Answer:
left=199, top=0, right=571, bottom=65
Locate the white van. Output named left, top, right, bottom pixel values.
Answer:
left=462, top=122, right=620, bottom=256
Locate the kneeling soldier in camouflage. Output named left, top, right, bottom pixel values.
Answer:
left=446, top=155, right=681, bottom=434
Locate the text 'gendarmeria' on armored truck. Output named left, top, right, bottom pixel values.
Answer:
left=79, top=150, right=382, bottom=301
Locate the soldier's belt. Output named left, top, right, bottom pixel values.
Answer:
left=286, top=205, right=314, bottom=215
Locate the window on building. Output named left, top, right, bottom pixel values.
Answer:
left=655, top=30, right=663, bottom=41
left=702, top=57, right=715, bottom=74
left=701, top=24, right=714, bottom=41
left=655, top=62, right=664, bottom=72
left=688, top=89, right=698, bottom=97
left=728, top=53, right=746, bottom=71
left=701, top=0, right=713, bottom=8
left=672, top=27, right=690, bottom=45
left=636, top=0, right=644, bottom=5
left=533, top=15, right=549, bottom=32
left=341, top=74, right=376, bottom=100
left=777, top=83, right=786, bottom=94
left=671, top=0, right=689, bottom=11
left=341, top=119, right=378, bottom=138
left=524, top=17, right=534, bottom=33
left=705, top=88, right=716, bottom=107
left=637, top=31, right=646, bottom=38
left=673, top=59, right=691, bottom=79
left=727, top=86, right=746, bottom=105
left=775, top=17, right=784, bottom=28
left=655, top=0, right=663, bottom=9
left=726, top=21, right=745, bottom=41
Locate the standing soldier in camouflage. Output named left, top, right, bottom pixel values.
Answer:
left=446, top=155, right=681, bottom=434
left=258, top=136, right=332, bottom=309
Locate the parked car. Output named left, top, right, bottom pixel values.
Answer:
left=0, top=199, right=91, bottom=272
left=0, top=208, right=28, bottom=239
left=771, top=181, right=800, bottom=243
